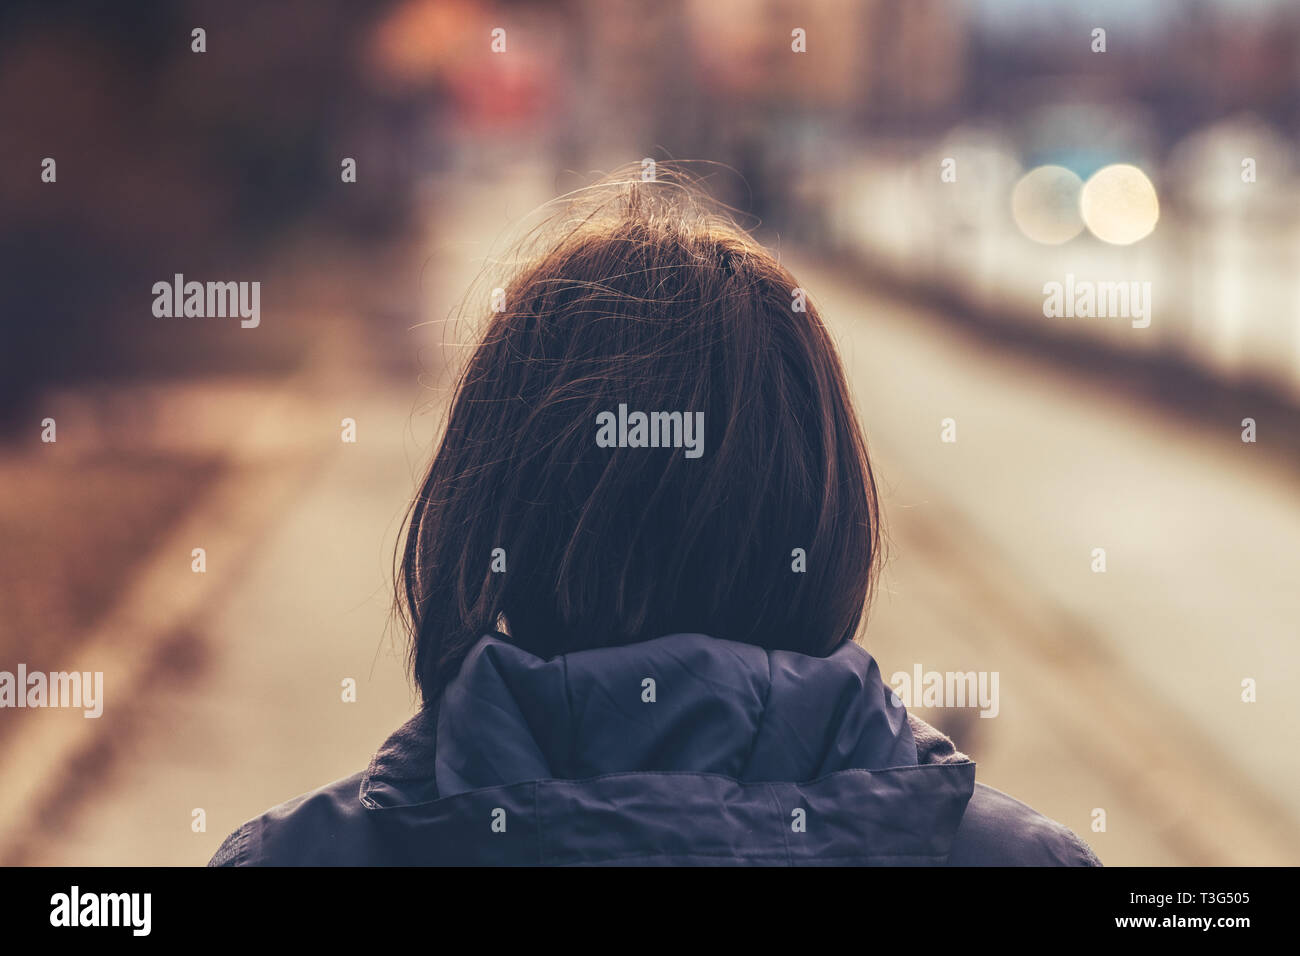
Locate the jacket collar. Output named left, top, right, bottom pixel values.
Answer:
left=359, top=704, right=440, bottom=809
left=356, top=634, right=977, bottom=868
left=360, top=633, right=968, bottom=810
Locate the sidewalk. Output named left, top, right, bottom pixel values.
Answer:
left=27, top=380, right=424, bottom=866
left=3, top=168, right=553, bottom=866
left=799, top=255, right=1300, bottom=864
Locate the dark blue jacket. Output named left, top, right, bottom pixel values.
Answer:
left=209, top=633, right=1100, bottom=866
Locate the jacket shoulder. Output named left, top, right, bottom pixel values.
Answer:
left=208, top=772, right=379, bottom=866
left=947, top=782, right=1102, bottom=866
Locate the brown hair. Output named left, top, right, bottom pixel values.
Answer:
left=398, top=169, right=882, bottom=703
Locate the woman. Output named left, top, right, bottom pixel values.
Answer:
left=210, top=174, right=1100, bottom=866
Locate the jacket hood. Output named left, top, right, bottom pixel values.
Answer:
left=357, top=633, right=978, bottom=865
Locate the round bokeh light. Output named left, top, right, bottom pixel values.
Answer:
left=1080, top=163, right=1160, bottom=245
left=1011, top=165, right=1085, bottom=245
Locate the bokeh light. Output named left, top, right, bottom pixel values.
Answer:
left=1080, top=163, right=1160, bottom=244
left=1011, top=165, right=1084, bottom=244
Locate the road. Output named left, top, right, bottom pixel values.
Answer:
left=799, top=253, right=1300, bottom=865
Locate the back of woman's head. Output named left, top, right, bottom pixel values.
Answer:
left=399, top=168, right=881, bottom=702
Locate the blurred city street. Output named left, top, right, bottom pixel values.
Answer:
left=4, top=0, right=1300, bottom=869
left=2, top=168, right=1298, bottom=865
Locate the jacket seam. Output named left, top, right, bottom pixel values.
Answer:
left=534, top=781, right=544, bottom=866
left=765, top=782, right=794, bottom=866
left=365, top=761, right=976, bottom=809
left=739, top=651, right=775, bottom=779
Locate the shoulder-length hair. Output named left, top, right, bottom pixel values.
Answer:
left=398, top=169, right=882, bottom=703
